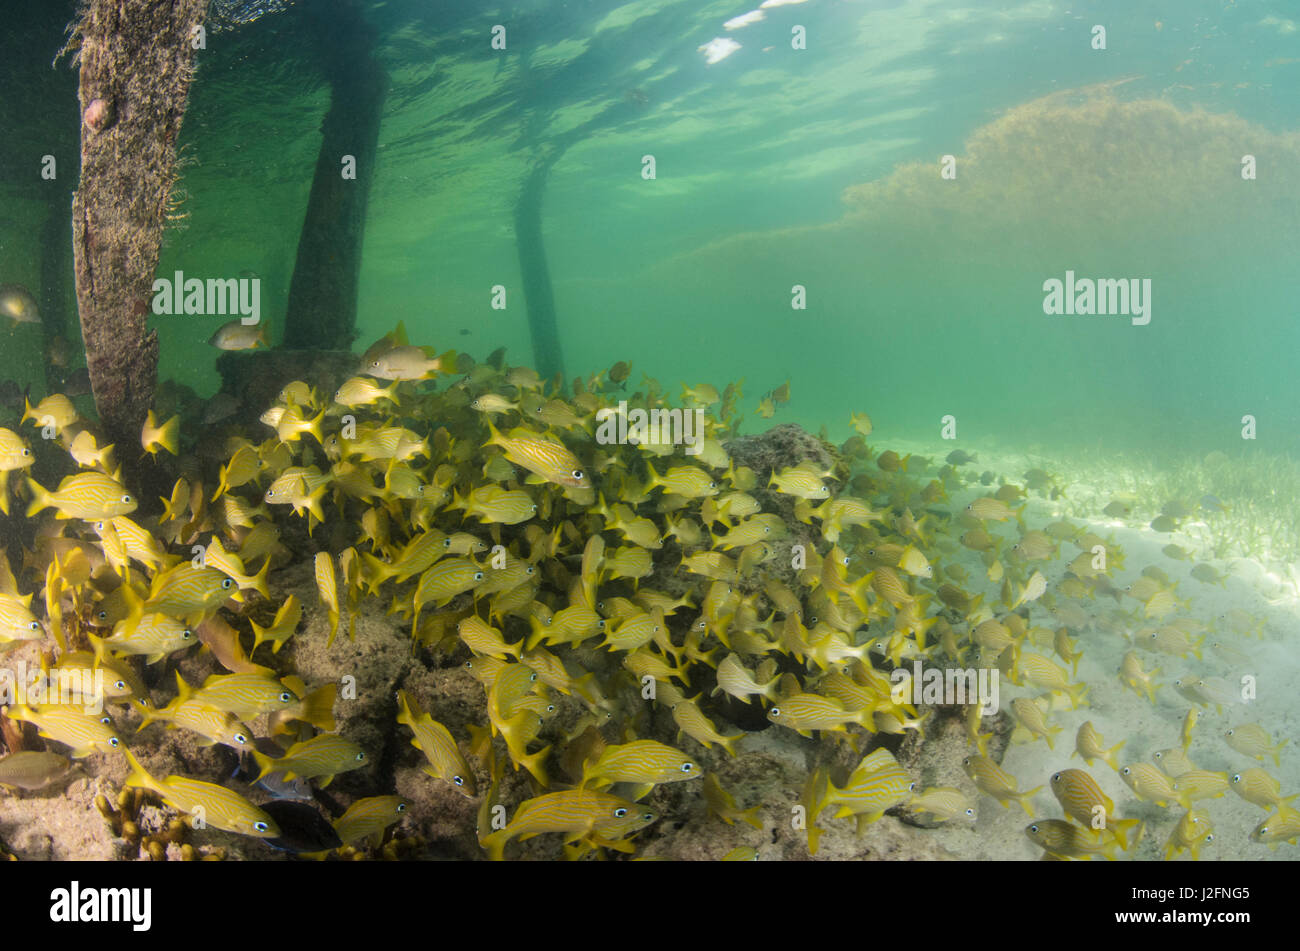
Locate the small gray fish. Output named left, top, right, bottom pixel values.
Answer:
left=203, top=391, right=241, bottom=424
left=209, top=320, right=266, bottom=351
left=0, top=284, right=40, bottom=325
left=0, top=751, right=81, bottom=792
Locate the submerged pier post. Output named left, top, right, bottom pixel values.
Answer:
left=69, top=0, right=208, bottom=452
left=282, top=0, right=386, bottom=352
left=514, top=153, right=566, bottom=381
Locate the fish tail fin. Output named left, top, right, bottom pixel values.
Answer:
left=517, top=744, right=550, bottom=788
left=1109, top=817, right=1139, bottom=852
left=307, top=407, right=328, bottom=447
left=718, top=731, right=743, bottom=758
left=86, top=630, right=112, bottom=669
left=251, top=750, right=278, bottom=781
left=482, top=829, right=509, bottom=862
left=1104, top=740, right=1126, bottom=772
left=24, top=477, right=50, bottom=517
left=251, top=557, right=272, bottom=600
left=173, top=670, right=194, bottom=704
left=1273, top=740, right=1288, bottom=767
left=305, top=484, right=327, bottom=523
left=298, top=683, right=338, bottom=732
left=1068, top=681, right=1090, bottom=709
left=122, top=748, right=163, bottom=795
left=158, top=414, right=180, bottom=455
left=1016, top=786, right=1042, bottom=817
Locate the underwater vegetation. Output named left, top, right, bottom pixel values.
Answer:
left=0, top=322, right=1296, bottom=861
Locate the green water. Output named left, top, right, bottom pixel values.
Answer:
left=2, top=0, right=1297, bottom=455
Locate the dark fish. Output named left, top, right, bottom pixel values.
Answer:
left=62, top=368, right=92, bottom=397
left=459, top=328, right=471, bottom=336
left=46, top=335, right=70, bottom=368
left=0, top=380, right=24, bottom=410
left=486, top=346, right=507, bottom=370
left=259, top=800, right=343, bottom=853
left=203, top=391, right=240, bottom=424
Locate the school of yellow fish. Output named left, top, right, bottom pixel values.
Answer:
left=0, top=321, right=1295, bottom=860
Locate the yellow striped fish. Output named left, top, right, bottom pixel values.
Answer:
left=333, top=795, right=410, bottom=848
left=396, top=690, right=477, bottom=797
left=1225, top=724, right=1288, bottom=766
left=252, top=733, right=368, bottom=787
left=188, top=672, right=299, bottom=718
left=314, top=552, right=341, bottom=644
left=1026, top=819, right=1122, bottom=860
left=26, top=472, right=136, bottom=520
left=1073, top=721, right=1125, bottom=772
left=1049, top=768, right=1137, bottom=850
left=580, top=740, right=701, bottom=798
left=485, top=422, right=590, bottom=489
left=481, top=789, right=656, bottom=861
left=123, top=749, right=279, bottom=838
left=6, top=704, right=121, bottom=757
left=963, top=754, right=1041, bottom=816
left=1163, top=809, right=1214, bottom=861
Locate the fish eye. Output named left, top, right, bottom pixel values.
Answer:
left=1122, top=767, right=1131, bottom=776
left=266, top=488, right=275, bottom=497
left=453, top=776, right=464, bottom=786
left=614, top=808, right=628, bottom=818
left=397, top=803, right=407, bottom=812
left=234, top=733, right=248, bottom=744
left=28, top=620, right=39, bottom=630
left=279, top=691, right=293, bottom=703
left=121, top=494, right=132, bottom=503
left=1029, top=824, right=1039, bottom=833
left=109, top=737, right=120, bottom=746
left=1052, top=772, right=1062, bottom=782
left=221, top=578, right=234, bottom=589
left=22, top=448, right=30, bottom=456
left=546, top=704, right=555, bottom=713
left=100, top=716, right=112, bottom=725
left=254, top=821, right=269, bottom=833
left=770, top=708, right=780, bottom=717
left=572, top=470, right=583, bottom=480
left=98, top=610, right=108, bottom=620
left=1226, top=729, right=1234, bottom=736
left=473, top=572, right=483, bottom=581
left=442, top=538, right=451, bottom=547
left=114, top=679, right=126, bottom=690
left=529, top=673, right=537, bottom=681
left=1232, top=774, right=1242, bottom=783
left=965, top=808, right=975, bottom=817
left=681, top=763, right=694, bottom=773
left=355, top=752, right=366, bottom=761
left=181, top=629, right=193, bottom=640
left=1205, top=833, right=1214, bottom=842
